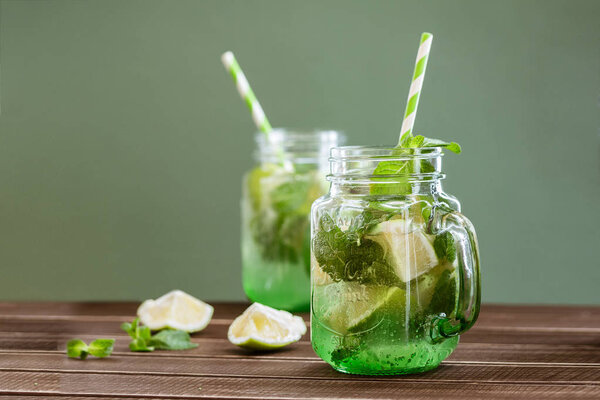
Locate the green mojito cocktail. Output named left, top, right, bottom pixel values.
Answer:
left=310, top=146, right=481, bottom=375
left=242, top=129, right=344, bottom=311
left=220, top=51, right=345, bottom=311
left=310, top=33, right=480, bottom=374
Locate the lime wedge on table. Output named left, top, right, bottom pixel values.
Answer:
left=313, top=282, right=406, bottom=335
left=228, top=303, right=306, bottom=350
left=137, top=290, right=214, bottom=332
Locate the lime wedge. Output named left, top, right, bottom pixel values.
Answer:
left=348, top=286, right=406, bottom=333
left=311, top=254, right=334, bottom=286
left=313, top=282, right=407, bottom=335
left=137, top=290, right=213, bottom=333
left=367, top=219, right=438, bottom=282
left=228, top=303, right=306, bottom=350
left=412, top=262, right=456, bottom=309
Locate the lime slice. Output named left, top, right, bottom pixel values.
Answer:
left=137, top=290, right=214, bottom=332
left=348, top=286, right=406, bottom=333
left=313, top=282, right=407, bottom=335
left=311, top=254, right=334, bottom=286
left=412, top=262, right=456, bottom=309
left=228, top=303, right=306, bottom=350
left=245, top=164, right=277, bottom=211
left=367, top=219, right=438, bottom=282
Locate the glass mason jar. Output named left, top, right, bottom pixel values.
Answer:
left=241, top=129, right=345, bottom=312
left=311, top=146, right=481, bottom=375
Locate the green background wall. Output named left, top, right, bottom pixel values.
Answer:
left=1, top=0, right=598, bottom=304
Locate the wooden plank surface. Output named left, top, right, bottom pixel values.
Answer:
left=0, top=302, right=598, bottom=399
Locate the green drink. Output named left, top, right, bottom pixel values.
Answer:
left=241, top=129, right=344, bottom=311
left=310, top=32, right=480, bottom=375
left=220, top=54, right=348, bottom=311
left=310, top=146, right=481, bottom=375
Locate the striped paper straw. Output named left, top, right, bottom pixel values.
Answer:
left=398, top=33, right=433, bottom=145
left=221, top=51, right=273, bottom=136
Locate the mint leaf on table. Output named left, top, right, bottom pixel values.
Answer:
left=122, top=318, right=154, bottom=351
left=67, top=339, right=89, bottom=360
left=67, top=338, right=114, bottom=360
left=121, top=318, right=197, bottom=352
left=130, top=337, right=154, bottom=352
left=87, top=339, right=115, bottom=358
left=148, top=330, right=198, bottom=350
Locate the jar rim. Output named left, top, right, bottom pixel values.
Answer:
left=254, top=128, right=346, bottom=165
left=328, top=145, right=445, bottom=184
left=330, top=145, right=443, bottom=161
left=255, top=128, right=344, bottom=143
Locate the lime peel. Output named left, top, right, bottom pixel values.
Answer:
left=228, top=303, right=306, bottom=350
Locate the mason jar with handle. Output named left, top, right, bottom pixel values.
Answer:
left=310, top=146, right=481, bottom=375
left=241, top=129, right=345, bottom=312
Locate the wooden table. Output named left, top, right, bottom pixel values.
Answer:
left=0, top=302, right=599, bottom=399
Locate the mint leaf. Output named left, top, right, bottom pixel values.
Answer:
left=148, top=330, right=198, bottom=350
left=428, top=269, right=457, bottom=316
left=121, top=318, right=196, bottom=352
left=122, top=318, right=150, bottom=340
left=270, top=180, right=311, bottom=213
left=246, top=166, right=317, bottom=267
left=434, top=231, right=456, bottom=263
left=87, top=339, right=115, bottom=358
left=130, top=338, right=154, bottom=352
left=312, top=213, right=400, bottom=286
left=120, top=322, right=133, bottom=337
left=407, top=135, right=424, bottom=147
left=403, top=134, right=461, bottom=154
left=329, top=336, right=362, bottom=365
left=67, top=339, right=89, bottom=360
left=330, top=345, right=358, bottom=365
left=122, top=318, right=154, bottom=352
left=67, top=338, right=114, bottom=359
left=416, top=135, right=461, bottom=154
left=138, top=325, right=152, bottom=342
left=370, top=133, right=461, bottom=196
left=370, top=147, right=437, bottom=196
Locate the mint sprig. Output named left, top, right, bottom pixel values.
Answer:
left=121, top=318, right=154, bottom=351
left=67, top=338, right=115, bottom=360
left=149, top=329, right=199, bottom=350
left=370, top=134, right=461, bottom=196
left=312, top=213, right=400, bottom=286
left=403, top=135, right=461, bottom=154
left=121, top=318, right=198, bottom=352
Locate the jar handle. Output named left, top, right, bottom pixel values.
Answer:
left=431, top=212, right=481, bottom=341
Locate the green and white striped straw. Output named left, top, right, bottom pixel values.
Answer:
left=221, top=51, right=292, bottom=169
left=398, top=32, right=433, bottom=146
left=221, top=51, right=273, bottom=136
